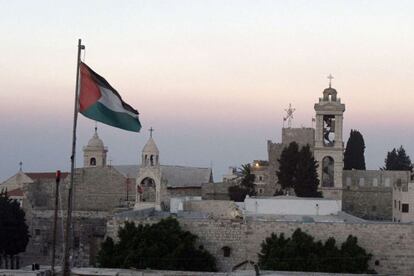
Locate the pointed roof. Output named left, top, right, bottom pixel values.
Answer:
left=86, top=127, right=104, bottom=149
left=142, top=137, right=159, bottom=154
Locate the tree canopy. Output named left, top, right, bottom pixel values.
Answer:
left=276, top=142, right=321, bottom=197
left=0, top=190, right=30, bottom=269
left=258, top=228, right=373, bottom=273
left=97, top=217, right=217, bottom=272
left=383, top=146, right=413, bottom=171
left=228, top=164, right=256, bottom=202
left=344, top=129, right=366, bottom=170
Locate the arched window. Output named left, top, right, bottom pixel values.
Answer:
left=144, top=154, right=148, bottom=166
left=322, top=156, right=334, bottom=187
left=90, top=157, right=96, bottom=166
left=150, top=155, right=154, bottom=166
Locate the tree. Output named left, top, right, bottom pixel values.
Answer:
left=97, top=217, right=217, bottom=272
left=344, top=130, right=366, bottom=170
left=294, top=145, right=321, bottom=197
left=258, top=228, right=372, bottom=273
left=276, top=142, right=300, bottom=190
left=0, top=190, right=30, bottom=269
left=276, top=142, right=320, bottom=197
left=228, top=164, right=256, bottom=202
left=383, top=146, right=413, bottom=171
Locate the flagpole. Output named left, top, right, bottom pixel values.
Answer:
left=63, top=38, right=85, bottom=276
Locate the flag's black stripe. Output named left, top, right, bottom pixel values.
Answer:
left=81, top=62, right=139, bottom=115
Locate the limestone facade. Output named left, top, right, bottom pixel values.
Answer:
left=393, top=181, right=414, bottom=222
left=107, top=216, right=414, bottom=275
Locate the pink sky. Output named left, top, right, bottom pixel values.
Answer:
left=1, top=1, right=414, bottom=180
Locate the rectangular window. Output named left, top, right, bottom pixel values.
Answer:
left=372, top=178, right=378, bottom=187
left=385, top=178, right=391, bottom=187
left=35, top=229, right=41, bottom=236
left=394, top=200, right=397, bottom=208
left=402, top=204, right=409, bottom=213
left=399, top=201, right=401, bottom=211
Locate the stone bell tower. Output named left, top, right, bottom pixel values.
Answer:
left=83, top=127, right=107, bottom=167
left=314, top=75, right=345, bottom=199
left=135, top=128, right=165, bottom=211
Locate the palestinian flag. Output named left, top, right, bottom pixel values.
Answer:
left=79, top=62, right=141, bottom=132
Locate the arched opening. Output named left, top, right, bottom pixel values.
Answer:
left=139, top=177, right=156, bottom=202
left=144, top=154, right=148, bottom=166
left=322, top=156, right=334, bottom=187
left=323, top=115, right=335, bottom=146
left=90, top=157, right=96, bottom=166
left=150, top=155, right=154, bottom=166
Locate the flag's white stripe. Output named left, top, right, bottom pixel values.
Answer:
left=97, top=87, right=138, bottom=118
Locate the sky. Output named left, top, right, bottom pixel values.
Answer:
left=1, top=0, right=414, bottom=182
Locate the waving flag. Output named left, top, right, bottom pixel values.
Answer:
left=79, top=62, right=141, bottom=132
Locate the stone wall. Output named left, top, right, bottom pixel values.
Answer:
left=281, top=128, right=315, bottom=148
left=183, top=200, right=240, bottom=219
left=342, top=170, right=410, bottom=220
left=22, top=210, right=108, bottom=268
left=107, top=217, right=414, bottom=275
left=201, top=182, right=232, bottom=200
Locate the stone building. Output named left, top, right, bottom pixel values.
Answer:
left=107, top=196, right=414, bottom=275
left=0, top=128, right=213, bottom=267
left=393, top=181, right=414, bottom=222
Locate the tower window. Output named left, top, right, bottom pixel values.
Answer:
left=150, top=155, right=154, bottom=166
left=90, top=157, right=96, bottom=166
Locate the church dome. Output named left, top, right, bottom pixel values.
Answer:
left=142, top=137, right=159, bottom=154
left=323, top=87, right=337, bottom=95
left=322, top=87, right=338, bottom=101
left=87, top=129, right=104, bottom=148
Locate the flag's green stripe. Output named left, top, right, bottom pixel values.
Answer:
left=81, top=102, right=141, bottom=132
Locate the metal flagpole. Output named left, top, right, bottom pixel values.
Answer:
left=51, top=170, right=61, bottom=275
left=63, top=38, right=85, bottom=276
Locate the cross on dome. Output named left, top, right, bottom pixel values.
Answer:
left=327, top=74, right=334, bottom=88
left=149, top=127, right=154, bottom=138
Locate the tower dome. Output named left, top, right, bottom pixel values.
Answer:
left=83, top=127, right=107, bottom=167
left=142, top=137, right=159, bottom=154
left=87, top=128, right=105, bottom=148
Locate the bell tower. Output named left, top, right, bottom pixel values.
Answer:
left=135, top=127, right=165, bottom=211
left=314, top=75, right=345, bottom=199
left=83, top=127, right=107, bottom=167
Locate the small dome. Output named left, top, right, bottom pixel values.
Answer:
left=322, top=87, right=338, bottom=101
left=87, top=129, right=104, bottom=148
left=142, top=137, right=159, bottom=154
left=323, top=87, right=337, bottom=95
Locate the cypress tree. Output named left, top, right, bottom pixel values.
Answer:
left=383, top=146, right=413, bottom=171
left=294, top=145, right=321, bottom=197
left=344, top=130, right=366, bottom=170
left=277, top=142, right=300, bottom=190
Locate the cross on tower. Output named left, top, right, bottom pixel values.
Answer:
left=327, top=74, right=334, bottom=88
left=149, top=127, right=154, bottom=138
left=19, top=161, right=23, bottom=172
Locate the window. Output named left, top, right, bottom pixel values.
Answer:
left=384, top=178, right=391, bottom=187
left=372, top=205, right=376, bottom=212
left=74, top=237, right=80, bottom=249
left=398, top=201, right=401, bottom=211
left=372, top=178, right=378, bottom=187
left=258, top=188, right=264, bottom=194
left=222, top=246, right=231, bottom=257
left=259, top=176, right=263, bottom=181
left=359, top=178, right=365, bottom=186
left=402, top=204, right=409, bottom=213
left=394, top=200, right=397, bottom=209
left=90, top=157, right=96, bottom=166
left=35, top=229, right=41, bottom=236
